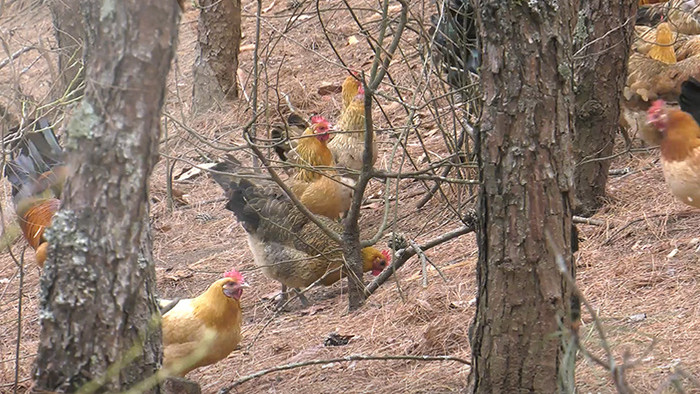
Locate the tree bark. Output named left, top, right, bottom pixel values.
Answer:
left=470, top=1, right=577, bottom=392
left=343, top=226, right=366, bottom=312
left=47, top=0, right=85, bottom=102
left=572, top=0, right=637, bottom=216
left=33, top=0, right=179, bottom=391
left=191, top=0, right=241, bottom=114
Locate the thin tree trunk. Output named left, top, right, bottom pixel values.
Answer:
left=573, top=0, right=637, bottom=216
left=33, top=0, right=179, bottom=391
left=344, top=227, right=366, bottom=311
left=47, top=0, right=85, bottom=102
left=191, top=0, right=241, bottom=114
left=470, top=1, right=577, bottom=392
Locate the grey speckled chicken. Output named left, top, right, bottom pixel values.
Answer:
left=211, top=160, right=389, bottom=308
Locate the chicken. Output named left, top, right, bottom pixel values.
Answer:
left=210, top=162, right=389, bottom=308
left=161, top=269, right=248, bottom=377
left=622, top=17, right=700, bottom=140
left=327, top=75, right=377, bottom=179
left=283, top=115, right=354, bottom=219
left=680, top=76, right=700, bottom=121
left=269, top=113, right=309, bottom=162
left=3, top=119, right=66, bottom=267
left=291, top=171, right=354, bottom=221
left=675, top=36, right=700, bottom=60
left=646, top=78, right=700, bottom=208
left=647, top=22, right=677, bottom=64
left=636, top=0, right=700, bottom=35
left=290, top=115, right=334, bottom=183
left=428, top=0, right=479, bottom=89
left=633, top=26, right=700, bottom=61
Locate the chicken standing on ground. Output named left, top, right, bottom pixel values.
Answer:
left=211, top=163, right=389, bottom=308
left=646, top=77, right=700, bottom=208
left=328, top=74, right=377, bottom=180
left=161, top=269, right=248, bottom=377
left=289, top=115, right=354, bottom=219
left=4, top=119, right=67, bottom=267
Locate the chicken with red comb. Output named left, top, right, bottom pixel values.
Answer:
left=646, top=80, right=700, bottom=208
left=161, top=269, right=248, bottom=376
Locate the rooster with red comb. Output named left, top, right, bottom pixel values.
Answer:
left=161, top=268, right=248, bottom=377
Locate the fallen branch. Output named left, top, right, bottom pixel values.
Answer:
left=217, top=354, right=470, bottom=393
left=0, top=46, right=33, bottom=70
left=572, top=215, right=604, bottom=226
left=603, top=211, right=695, bottom=246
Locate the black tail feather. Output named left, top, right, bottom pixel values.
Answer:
left=680, top=77, right=700, bottom=125
left=4, top=118, right=63, bottom=197
left=270, top=113, right=309, bottom=162
left=429, top=0, right=480, bottom=88
left=210, top=161, right=262, bottom=233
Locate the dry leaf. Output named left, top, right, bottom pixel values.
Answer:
left=347, top=35, right=359, bottom=46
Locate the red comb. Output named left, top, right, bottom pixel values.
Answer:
left=648, top=99, right=665, bottom=113
left=381, top=250, right=391, bottom=262
left=224, top=269, right=245, bottom=283
left=311, top=115, right=326, bottom=125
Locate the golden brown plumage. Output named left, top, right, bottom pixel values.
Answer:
left=291, top=173, right=354, bottom=220
left=288, top=116, right=354, bottom=219
left=647, top=82, right=700, bottom=208
left=624, top=53, right=700, bottom=103
left=341, top=73, right=361, bottom=111
left=638, top=1, right=700, bottom=35
left=328, top=75, right=377, bottom=179
left=292, top=120, right=334, bottom=183
left=162, top=270, right=247, bottom=377
left=647, top=22, right=677, bottom=64
left=211, top=165, right=389, bottom=307
left=4, top=121, right=65, bottom=267
left=675, top=36, right=700, bottom=60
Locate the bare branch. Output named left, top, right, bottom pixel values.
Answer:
left=218, top=354, right=470, bottom=393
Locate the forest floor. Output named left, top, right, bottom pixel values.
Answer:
left=0, top=1, right=699, bottom=393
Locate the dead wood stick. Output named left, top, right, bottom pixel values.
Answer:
left=218, top=354, right=470, bottom=393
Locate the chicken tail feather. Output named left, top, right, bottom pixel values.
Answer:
left=210, top=160, right=264, bottom=233
left=680, top=77, right=700, bottom=125
left=4, top=119, right=64, bottom=200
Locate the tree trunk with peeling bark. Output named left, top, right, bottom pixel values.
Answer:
left=191, top=0, right=241, bottom=114
left=33, top=0, right=179, bottom=391
left=572, top=0, right=638, bottom=216
left=47, top=0, right=85, bottom=101
left=470, top=1, right=577, bottom=392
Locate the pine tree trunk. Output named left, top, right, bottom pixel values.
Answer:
left=33, top=1, right=179, bottom=391
left=470, top=2, right=577, bottom=392
left=191, top=0, right=242, bottom=114
left=47, top=0, right=85, bottom=101
left=572, top=0, right=637, bottom=216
